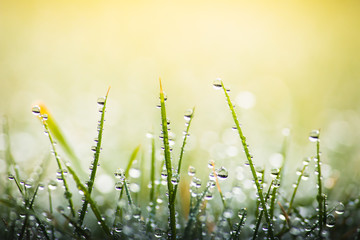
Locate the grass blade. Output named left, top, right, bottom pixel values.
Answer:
left=216, top=80, right=274, bottom=240
left=65, top=164, right=112, bottom=236
left=233, top=208, right=247, bottom=239
left=33, top=111, right=76, bottom=217
left=112, top=145, right=140, bottom=231
left=159, top=78, right=176, bottom=239
left=35, top=103, right=83, bottom=175
left=310, top=130, right=325, bottom=238
left=184, top=183, right=211, bottom=239
left=78, top=87, right=110, bottom=226
left=173, top=107, right=195, bottom=203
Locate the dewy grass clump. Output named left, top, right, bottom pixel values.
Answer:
left=0, top=79, right=359, bottom=239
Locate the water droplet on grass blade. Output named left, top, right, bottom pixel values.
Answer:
left=188, top=166, right=196, bottom=176
left=309, top=130, right=320, bottom=142
left=302, top=173, right=309, bottom=180
left=216, top=167, right=229, bottom=179
left=303, top=157, right=310, bottom=166
left=326, top=214, right=336, bottom=228
left=270, top=168, right=280, bottom=177
left=238, top=208, right=246, bottom=218
left=184, top=109, right=193, bottom=122
left=335, top=202, right=345, bottom=215
left=115, top=181, right=124, bottom=191
left=213, top=78, right=222, bottom=89
left=97, top=97, right=106, bottom=106
left=48, top=180, right=57, bottom=190
left=114, top=168, right=125, bottom=179
left=41, top=114, right=48, bottom=120
left=154, top=229, right=164, bottom=238
left=32, top=106, right=41, bottom=115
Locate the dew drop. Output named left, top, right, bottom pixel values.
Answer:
left=205, top=191, right=213, bottom=200
left=184, top=109, right=193, bottom=122
left=48, top=180, right=57, bottom=190
left=32, top=106, right=41, bottom=116
left=188, top=166, right=196, bottom=176
left=301, top=173, right=309, bottom=181
left=154, top=228, right=164, bottom=238
left=335, top=202, right=345, bottom=215
left=238, top=208, right=246, bottom=218
left=213, top=78, right=222, bottom=89
left=303, top=157, right=311, bottom=166
left=8, top=174, right=14, bottom=180
left=115, top=181, right=124, bottom=191
left=326, top=214, right=336, bottom=228
left=216, top=167, right=229, bottom=180
left=114, top=168, right=125, bottom=179
left=171, top=175, right=179, bottom=185
left=270, top=168, right=280, bottom=177
left=97, top=97, right=106, bottom=106
left=309, top=130, right=320, bottom=142
left=191, top=177, right=202, bottom=188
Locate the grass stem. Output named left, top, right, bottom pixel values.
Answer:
left=218, top=81, right=274, bottom=240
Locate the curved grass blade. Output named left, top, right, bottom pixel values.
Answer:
left=159, top=78, right=176, bottom=239
left=173, top=107, right=195, bottom=203
left=217, top=80, right=274, bottom=239
left=78, top=87, right=110, bottom=226
left=35, top=103, right=83, bottom=175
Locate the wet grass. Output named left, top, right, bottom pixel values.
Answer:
left=0, top=79, right=359, bottom=239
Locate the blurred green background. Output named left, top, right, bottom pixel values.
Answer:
left=1, top=0, right=360, bottom=199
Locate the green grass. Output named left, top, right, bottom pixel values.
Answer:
left=0, top=79, right=358, bottom=239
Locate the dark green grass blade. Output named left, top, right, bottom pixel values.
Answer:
left=173, top=107, right=195, bottom=203
left=233, top=208, right=247, bottom=239
left=78, top=88, right=110, bottom=226
left=217, top=80, right=274, bottom=240
left=159, top=79, right=176, bottom=239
